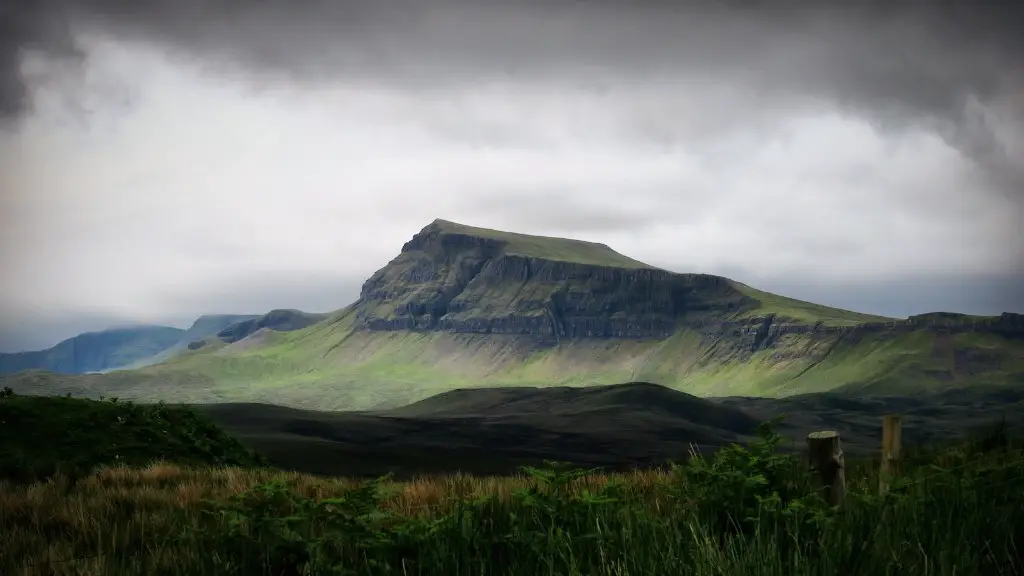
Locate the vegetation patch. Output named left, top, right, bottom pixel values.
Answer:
left=429, top=219, right=655, bottom=269
left=2, top=409, right=1021, bottom=575
left=0, top=388, right=266, bottom=484
left=727, top=281, right=894, bottom=325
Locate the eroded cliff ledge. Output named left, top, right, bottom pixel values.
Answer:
left=357, top=220, right=767, bottom=341
left=716, top=311, right=1024, bottom=354
left=353, top=220, right=1023, bottom=347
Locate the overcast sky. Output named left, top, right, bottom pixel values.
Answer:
left=1, top=0, right=1022, bottom=351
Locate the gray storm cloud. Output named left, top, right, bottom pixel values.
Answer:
left=3, top=0, right=1023, bottom=200
left=2, top=4, right=1021, bottom=113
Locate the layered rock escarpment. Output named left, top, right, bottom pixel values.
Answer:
left=354, top=220, right=1024, bottom=350
left=716, top=311, right=1024, bottom=353
left=355, top=220, right=757, bottom=342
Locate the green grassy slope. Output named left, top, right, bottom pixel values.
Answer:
left=728, top=281, right=894, bottom=325
left=431, top=219, right=655, bottom=268
left=6, top=308, right=1022, bottom=411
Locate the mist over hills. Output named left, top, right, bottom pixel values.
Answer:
left=0, top=311, right=327, bottom=375
left=2, top=219, right=1022, bottom=411
left=0, top=325, right=186, bottom=376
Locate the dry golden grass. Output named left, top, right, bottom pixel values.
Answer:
left=0, top=462, right=674, bottom=575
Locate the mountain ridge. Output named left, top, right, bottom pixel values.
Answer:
left=2, top=219, right=1022, bottom=409
left=216, top=309, right=332, bottom=344
left=119, top=314, right=263, bottom=369
left=354, top=220, right=890, bottom=343
left=0, top=311, right=330, bottom=375
left=0, top=325, right=185, bottom=376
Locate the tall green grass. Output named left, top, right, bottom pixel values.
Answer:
left=3, top=418, right=1021, bottom=575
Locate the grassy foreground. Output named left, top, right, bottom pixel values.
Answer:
left=3, top=406, right=1022, bottom=575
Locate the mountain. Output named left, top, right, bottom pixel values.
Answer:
left=0, top=313, right=297, bottom=375
left=3, top=219, right=1023, bottom=408
left=0, top=325, right=185, bottom=375
left=216, top=310, right=331, bottom=344
left=120, top=314, right=261, bottom=369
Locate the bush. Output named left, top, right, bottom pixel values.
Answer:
left=0, top=395, right=266, bottom=484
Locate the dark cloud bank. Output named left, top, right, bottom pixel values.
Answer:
left=4, top=0, right=1023, bottom=184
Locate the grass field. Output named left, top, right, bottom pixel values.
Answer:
left=3, top=389, right=1022, bottom=575
left=3, top=417, right=1021, bottom=575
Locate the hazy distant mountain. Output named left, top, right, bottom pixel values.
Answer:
left=0, top=326, right=185, bottom=375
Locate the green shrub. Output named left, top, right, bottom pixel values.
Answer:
left=173, top=422, right=1024, bottom=575
left=0, top=395, right=266, bottom=484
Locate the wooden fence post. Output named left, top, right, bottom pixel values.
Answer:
left=879, top=414, right=903, bottom=495
left=807, top=430, right=846, bottom=506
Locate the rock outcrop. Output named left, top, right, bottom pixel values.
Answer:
left=354, top=220, right=1023, bottom=351
left=707, top=311, right=1024, bottom=354
left=356, top=221, right=755, bottom=341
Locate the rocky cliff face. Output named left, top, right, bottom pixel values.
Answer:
left=710, top=311, right=1024, bottom=355
left=356, top=221, right=759, bottom=341
left=355, top=221, right=1024, bottom=350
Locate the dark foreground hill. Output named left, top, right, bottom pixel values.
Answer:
left=3, top=381, right=1021, bottom=481
left=5, top=387, right=1023, bottom=576
left=196, top=383, right=758, bottom=478
left=195, top=382, right=1024, bottom=479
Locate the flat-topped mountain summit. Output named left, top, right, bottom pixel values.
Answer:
left=357, top=219, right=757, bottom=339
left=412, top=219, right=656, bottom=268
left=3, top=219, right=1022, bottom=410
left=354, top=220, right=1022, bottom=344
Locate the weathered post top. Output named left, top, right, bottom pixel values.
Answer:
left=807, top=430, right=846, bottom=506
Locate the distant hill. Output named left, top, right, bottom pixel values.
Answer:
left=0, top=311, right=333, bottom=375
left=196, top=382, right=761, bottom=477
left=3, top=219, right=1022, bottom=409
left=120, top=314, right=261, bottom=369
left=193, top=381, right=1024, bottom=478
left=0, top=326, right=185, bottom=376
left=216, top=310, right=331, bottom=344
